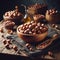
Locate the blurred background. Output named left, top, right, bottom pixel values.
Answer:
left=0, top=0, right=60, bottom=21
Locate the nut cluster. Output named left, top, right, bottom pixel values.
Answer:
left=18, top=21, right=48, bottom=34
left=3, top=21, right=15, bottom=29
left=25, top=43, right=33, bottom=51
left=46, top=9, right=58, bottom=15
left=33, top=14, right=45, bottom=21
left=3, top=10, right=23, bottom=19
left=3, top=39, right=18, bottom=51
left=28, top=3, right=47, bottom=10
left=27, top=3, right=47, bottom=15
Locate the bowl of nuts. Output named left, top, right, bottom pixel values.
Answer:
left=45, top=9, right=60, bottom=24
left=17, top=21, right=48, bottom=43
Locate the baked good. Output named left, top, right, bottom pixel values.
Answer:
left=33, top=14, right=45, bottom=22
left=45, top=9, right=60, bottom=23
left=17, top=21, right=48, bottom=43
left=3, top=6, right=23, bottom=25
left=3, top=20, right=15, bottom=29
left=27, top=3, right=47, bottom=15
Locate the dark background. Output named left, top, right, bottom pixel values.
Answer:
left=0, top=0, right=60, bottom=21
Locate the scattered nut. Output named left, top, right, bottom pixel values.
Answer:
left=18, top=21, right=48, bottom=34
left=7, top=39, right=11, bottom=44
left=52, top=24, right=55, bottom=27
left=13, top=45, right=18, bottom=51
left=3, top=40, right=7, bottom=45
left=48, top=51, right=53, bottom=56
left=7, top=30, right=13, bottom=34
left=25, top=43, right=30, bottom=47
left=0, top=28, right=4, bottom=33
left=5, top=44, right=10, bottom=49
left=53, top=34, right=58, bottom=38
left=25, top=43, right=31, bottom=49
left=55, top=25, right=58, bottom=29
left=1, top=35, right=4, bottom=38
left=29, top=47, right=33, bottom=51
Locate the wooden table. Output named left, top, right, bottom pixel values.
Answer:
left=0, top=22, right=60, bottom=60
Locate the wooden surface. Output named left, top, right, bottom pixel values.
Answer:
left=0, top=22, right=60, bottom=60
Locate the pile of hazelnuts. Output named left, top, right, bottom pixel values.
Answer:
left=3, top=20, right=15, bottom=29
left=18, top=21, right=48, bottom=35
left=33, top=14, right=45, bottom=22
left=3, top=39, right=18, bottom=51
left=4, top=10, right=22, bottom=19
left=46, top=9, right=58, bottom=15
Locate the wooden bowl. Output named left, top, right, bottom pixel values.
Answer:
left=17, top=26, right=48, bottom=43
left=45, top=10, right=60, bottom=24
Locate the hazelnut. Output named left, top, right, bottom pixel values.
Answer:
left=5, top=12, right=8, bottom=16
left=53, top=34, right=58, bottom=38
left=48, top=51, right=53, bottom=56
left=13, top=13, right=16, bottom=16
left=7, top=30, right=13, bottom=34
left=52, top=24, right=55, bottom=27
left=5, top=44, right=10, bottom=49
left=55, top=25, right=58, bottom=29
left=13, top=45, right=18, bottom=51
left=0, top=28, right=4, bottom=33
left=33, top=33, right=36, bottom=35
left=41, top=24, right=44, bottom=27
left=25, top=43, right=30, bottom=47
left=37, top=23, right=40, bottom=26
left=7, top=39, right=11, bottom=44
left=1, top=35, right=4, bottom=38
left=25, top=43, right=31, bottom=49
left=29, top=31, right=32, bottom=34
left=29, top=47, right=33, bottom=51
left=17, top=13, right=20, bottom=16
left=3, top=40, right=7, bottom=45
left=40, top=27, right=43, bottom=30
